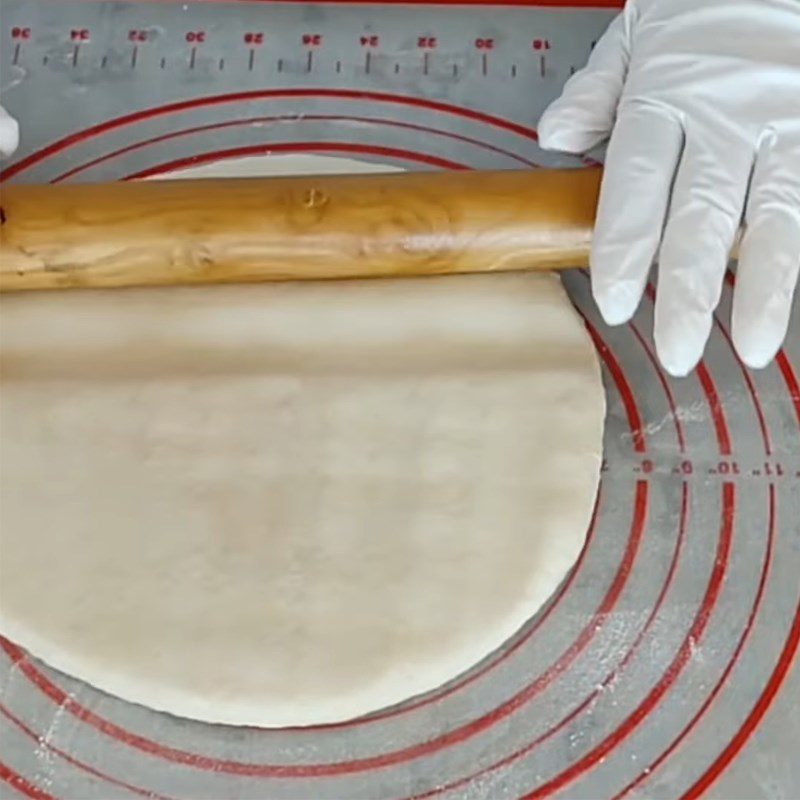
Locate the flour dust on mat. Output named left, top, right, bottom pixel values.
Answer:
left=0, top=155, right=605, bottom=727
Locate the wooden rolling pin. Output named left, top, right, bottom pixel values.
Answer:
left=0, top=168, right=601, bottom=292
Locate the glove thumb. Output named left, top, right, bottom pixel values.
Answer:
left=538, top=8, right=634, bottom=154
left=0, top=105, right=19, bottom=158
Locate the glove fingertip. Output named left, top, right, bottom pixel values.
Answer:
left=0, top=113, right=19, bottom=158
left=731, top=320, right=782, bottom=371
left=654, top=312, right=711, bottom=379
left=593, top=283, right=639, bottom=327
left=660, top=357, right=696, bottom=380
left=737, top=348, right=776, bottom=372
left=656, top=342, right=702, bottom=378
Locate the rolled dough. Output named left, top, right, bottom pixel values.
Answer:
left=0, top=155, right=605, bottom=727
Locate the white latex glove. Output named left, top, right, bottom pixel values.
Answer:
left=0, top=105, right=19, bottom=158
left=539, top=0, right=800, bottom=376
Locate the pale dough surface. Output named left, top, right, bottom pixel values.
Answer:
left=0, top=156, right=605, bottom=727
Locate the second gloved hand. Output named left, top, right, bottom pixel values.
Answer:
left=538, top=0, right=800, bottom=376
left=0, top=105, right=18, bottom=158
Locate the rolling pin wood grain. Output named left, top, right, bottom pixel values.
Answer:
left=0, top=168, right=601, bottom=292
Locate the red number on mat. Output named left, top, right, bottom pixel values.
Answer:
left=716, top=460, right=740, bottom=475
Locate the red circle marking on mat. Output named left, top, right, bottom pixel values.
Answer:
left=583, top=324, right=646, bottom=453
left=614, top=483, right=776, bottom=799
left=682, top=591, right=800, bottom=799
left=628, top=323, right=686, bottom=452
left=0, top=703, right=174, bottom=800
left=604, top=275, right=779, bottom=795
left=0, top=761, right=57, bottom=800
left=0, top=89, right=545, bottom=182
left=519, top=481, right=736, bottom=800
left=777, top=353, right=800, bottom=427
left=126, top=142, right=465, bottom=177
left=53, top=115, right=539, bottom=182
left=519, top=267, right=792, bottom=798
left=580, top=273, right=686, bottom=452
left=681, top=348, right=800, bottom=797
left=713, top=315, right=772, bottom=454
left=723, top=270, right=800, bottom=431
left=696, top=364, right=732, bottom=456
left=641, top=284, right=733, bottom=456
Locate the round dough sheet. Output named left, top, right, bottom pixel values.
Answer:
left=0, top=157, right=604, bottom=727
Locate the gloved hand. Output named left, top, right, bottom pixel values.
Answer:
left=0, top=105, right=19, bottom=158
left=538, top=0, right=800, bottom=376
